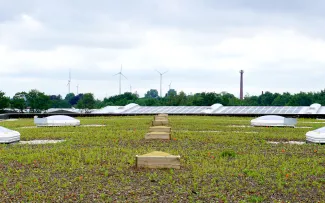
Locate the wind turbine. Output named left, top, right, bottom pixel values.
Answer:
left=76, top=84, right=79, bottom=95
left=113, top=64, right=127, bottom=95
left=67, top=69, right=71, bottom=94
left=168, top=81, right=172, bottom=91
left=156, top=70, right=168, bottom=97
left=130, top=85, right=132, bottom=93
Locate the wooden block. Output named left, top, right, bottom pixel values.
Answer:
left=152, top=120, right=169, bottom=126
left=154, top=116, right=168, bottom=121
left=136, top=151, right=180, bottom=169
left=149, top=126, right=171, bottom=133
left=145, top=132, right=171, bottom=140
left=156, top=114, right=168, bottom=117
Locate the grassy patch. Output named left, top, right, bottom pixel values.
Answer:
left=0, top=116, right=324, bottom=202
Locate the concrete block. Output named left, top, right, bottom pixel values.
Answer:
left=152, top=120, right=169, bottom=126
left=136, top=151, right=180, bottom=169
left=149, top=126, right=171, bottom=133
left=145, top=132, right=171, bottom=140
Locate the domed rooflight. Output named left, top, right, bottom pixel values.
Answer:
left=0, top=126, right=20, bottom=144
left=34, top=115, right=80, bottom=127
left=251, top=115, right=297, bottom=127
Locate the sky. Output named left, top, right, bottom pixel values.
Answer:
left=1, top=0, right=325, bottom=99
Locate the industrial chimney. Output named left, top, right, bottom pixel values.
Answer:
left=239, top=70, right=244, bottom=100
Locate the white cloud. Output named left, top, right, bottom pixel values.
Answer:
left=20, top=14, right=42, bottom=30
left=1, top=0, right=325, bottom=99
left=215, top=29, right=325, bottom=68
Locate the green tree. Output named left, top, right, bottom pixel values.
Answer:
left=103, top=92, right=138, bottom=106
left=144, top=89, right=159, bottom=98
left=136, top=98, right=160, bottom=106
left=313, top=89, right=325, bottom=105
left=165, top=89, right=177, bottom=97
left=165, top=89, right=177, bottom=106
left=243, top=94, right=259, bottom=106
left=64, top=93, right=76, bottom=105
left=50, top=95, right=71, bottom=108
left=287, top=92, right=313, bottom=106
left=94, top=99, right=104, bottom=109
left=220, top=92, right=238, bottom=106
left=11, top=92, right=27, bottom=112
left=258, top=91, right=277, bottom=106
left=0, top=91, right=10, bottom=111
left=190, top=93, right=204, bottom=106
left=26, top=89, right=51, bottom=112
left=199, top=92, right=222, bottom=106
left=272, top=92, right=292, bottom=106
left=77, top=93, right=95, bottom=112
left=174, top=91, right=187, bottom=105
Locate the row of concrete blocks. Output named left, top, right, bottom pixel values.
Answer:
left=136, top=114, right=181, bottom=169
left=146, top=114, right=171, bottom=140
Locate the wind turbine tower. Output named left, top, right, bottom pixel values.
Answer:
left=168, top=81, right=172, bottom=91
left=156, top=70, right=168, bottom=97
left=76, top=84, right=79, bottom=94
left=113, top=65, right=127, bottom=95
left=240, top=70, right=244, bottom=100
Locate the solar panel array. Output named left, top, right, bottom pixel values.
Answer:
left=215, top=106, right=304, bottom=114
left=119, top=105, right=306, bottom=114
left=121, top=106, right=209, bottom=114
left=86, top=103, right=325, bottom=115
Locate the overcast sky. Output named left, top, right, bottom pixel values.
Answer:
left=1, top=0, right=325, bottom=99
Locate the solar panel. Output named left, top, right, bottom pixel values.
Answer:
left=117, top=104, right=313, bottom=115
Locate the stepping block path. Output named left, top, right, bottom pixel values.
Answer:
left=152, top=114, right=169, bottom=126
left=145, top=114, right=171, bottom=140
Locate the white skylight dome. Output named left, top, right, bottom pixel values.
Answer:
left=0, top=126, right=20, bottom=143
left=306, top=126, right=325, bottom=143
left=251, top=115, right=297, bottom=127
left=34, top=115, right=80, bottom=127
left=305, top=103, right=322, bottom=114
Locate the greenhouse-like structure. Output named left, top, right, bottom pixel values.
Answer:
left=34, top=115, right=80, bottom=127
left=251, top=115, right=297, bottom=127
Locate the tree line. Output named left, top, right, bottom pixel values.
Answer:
left=1, top=88, right=325, bottom=113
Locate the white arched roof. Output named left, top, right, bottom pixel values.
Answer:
left=305, top=103, right=322, bottom=114
left=46, top=115, right=76, bottom=120
left=34, top=115, right=80, bottom=127
left=0, top=126, right=20, bottom=143
left=92, top=106, right=121, bottom=114
left=254, top=115, right=284, bottom=120
left=201, top=103, right=223, bottom=113
left=306, top=126, right=325, bottom=143
left=251, top=115, right=297, bottom=127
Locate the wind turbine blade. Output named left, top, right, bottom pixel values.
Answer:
left=120, top=64, right=122, bottom=72
left=162, top=70, right=168, bottom=75
left=113, top=73, right=120, bottom=76
left=156, top=69, right=162, bottom=74
left=121, top=73, right=127, bottom=79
